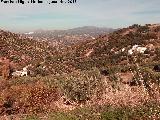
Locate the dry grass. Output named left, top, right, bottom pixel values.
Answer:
left=0, top=80, right=61, bottom=115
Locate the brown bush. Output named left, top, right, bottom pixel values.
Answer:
left=0, top=81, right=61, bottom=115
left=1, top=63, right=11, bottom=80
left=0, top=57, right=16, bottom=80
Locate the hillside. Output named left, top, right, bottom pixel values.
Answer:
left=0, top=24, right=160, bottom=119
left=0, top=30, right=56, bottom=68
left=1, top=24, right=160, bottom=80
left=1, top=24, right=160, bottom=77
left=48, top=24, right=160, bottom=72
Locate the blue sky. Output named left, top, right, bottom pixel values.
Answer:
left=0, top=0, right=160, bottom=32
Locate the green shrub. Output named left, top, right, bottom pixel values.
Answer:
left=48, top=112, right=77, bottom=120
left=23, top=115, right=40, bottom=120
left=58, top=68, right=105, bottom=103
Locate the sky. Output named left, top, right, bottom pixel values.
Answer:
left=0, top=0, right=160, bottom=32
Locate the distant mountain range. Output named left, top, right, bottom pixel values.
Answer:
left=24, top=26, right=114, bottom=36
left=23, top=26, right=115, bottom=46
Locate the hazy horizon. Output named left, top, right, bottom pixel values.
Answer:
left=1, top=25, right=116, bottom=33
left=0, top=0, right=160, bottom=32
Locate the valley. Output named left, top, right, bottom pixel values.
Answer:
left=0, top=24, right=160, bottom=119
